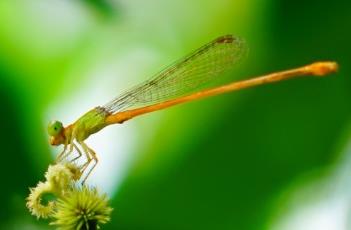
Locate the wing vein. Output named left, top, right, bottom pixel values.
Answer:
left=103, top=35, right=248, bottom=114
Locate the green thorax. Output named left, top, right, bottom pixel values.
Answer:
left=73, top=107, right=110, bottom=141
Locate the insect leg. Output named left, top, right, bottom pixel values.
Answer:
left=55, top=144, right=67, bottom=163
left=80, top=143, right=98, bottom=185
left=56, top=142, right=75, bottom=163
left=78, top=141, right=93, bottom=184
left=70, top=142, right=83, bottom=163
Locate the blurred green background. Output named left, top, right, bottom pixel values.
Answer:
left=0, top=0, right=350, bottom=229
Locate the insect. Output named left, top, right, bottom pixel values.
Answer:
left=48, top=35, right=338, bottom=183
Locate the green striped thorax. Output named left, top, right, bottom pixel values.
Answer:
left=73, top=107, right=109, bottom=142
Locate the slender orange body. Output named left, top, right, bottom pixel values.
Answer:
left=105, top=61, right=338, bottom=125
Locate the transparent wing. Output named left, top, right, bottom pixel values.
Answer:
left=103, top=35, right=248, bottom=114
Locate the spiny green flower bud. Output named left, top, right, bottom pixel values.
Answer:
left=26, top=162, right=81, bottom=219
left=50, top=186, right=113, bottom=230
left=26, top=181, right=55, bottom=219
left=45, top=162, right=81, bottom=195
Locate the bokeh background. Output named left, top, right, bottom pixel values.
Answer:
left=0, top=0, right=350, bottom=229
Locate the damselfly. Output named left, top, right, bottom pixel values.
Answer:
left=47, top=35, right=338, bottom=183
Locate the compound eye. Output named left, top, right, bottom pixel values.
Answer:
left=48, top=120, right=63, bottom=136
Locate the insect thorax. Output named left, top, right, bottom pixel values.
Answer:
left=74, top=107, right=110, bottom=141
